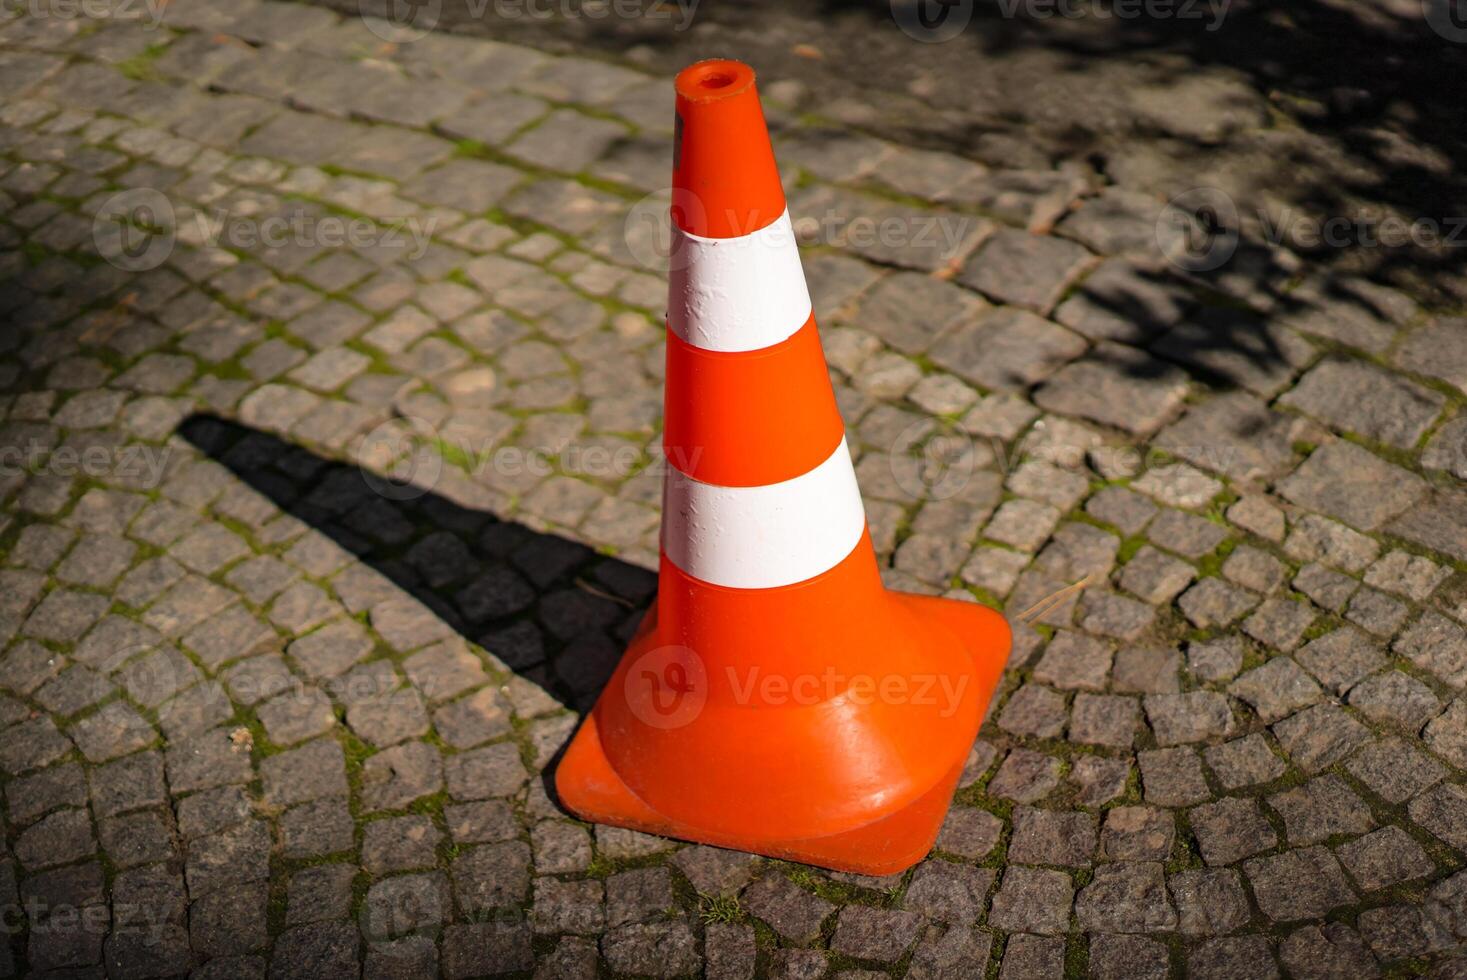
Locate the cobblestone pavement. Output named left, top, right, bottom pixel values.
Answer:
left=2, top=1, right=1467, bottom=977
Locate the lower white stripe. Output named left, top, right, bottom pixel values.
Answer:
left=661, top=436, right=866, bottom=589
left=668, top=209, right=812, bottom=353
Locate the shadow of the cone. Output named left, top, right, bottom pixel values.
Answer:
left=176, top=413, right=655, bottom=806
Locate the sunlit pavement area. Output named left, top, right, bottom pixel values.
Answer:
left=4, top=0, right=1467, bottom=976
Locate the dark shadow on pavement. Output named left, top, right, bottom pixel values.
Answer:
left=176, top=413, right=654, bottom=720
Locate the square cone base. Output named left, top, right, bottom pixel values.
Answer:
left=555, top=711, right=967, bottom=876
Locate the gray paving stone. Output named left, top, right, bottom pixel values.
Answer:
left=362, top=871, right=451, bottom=941
left=1244, top=846, right=1356, bottom=922
left=441, top=921, right=532, bottom=978
left=1169, top=868, right=1251, bottom=937
left=960, top=228, right=1092, bottom=314
left=532, top=876, right=604, bottom=935
left=1349, top=736, right=1447, bottom=804
left=1190, top=797, right=1278, bottom=866
left=1336, top=825, right=1434, bottom=891
left=1151, top=307, right=1313, bottom=397
left=987, top=866, right=1073, bottom=935
left=997, top=683, right=1067, bottom=738
left=1348, top=670, right=1442, bottom=732
left=988, top=748, right=1062, bottom=804
left=1139, top=747, right=1211, bottom=807
left=1424, top=698, right=1467, bottom=773
left=1144, top=691, right=1235, bottom=745
left=15, top=807, right=95, bottom=870
left=1186, top=936, right=1281, bottom=980
left=1284, top=514, right=1380, bottom=573
left=1281, top=355, right=1443, bottom=449
left=1424, top=415, right=1467, bottom=480
left=999, top=933, right=1064, bottom=979
left=1273, top=703, right=1372, bottom=773
left=1119, top=546, right=1196, bottom=605
left=1243, top=598, right=1318, bottom=652
left=1099, top=806, right=1175, bottom=862
left=1034, top=341, right=1188, bottom=435
left=279, top=797, right=354, bottom=859
left=742, top=873, right=834, bottom=945
left=1009, top=807, right=1096, bottom=867
left=1365, top=550, right=1450, bottom=602
left=1178, top=578, right=1259, bottom=629
left=1070, top=692, right=1139, bottom=749
left=930, top=308, right=1087, bottom=392
left=286, top=863, right=357, bottom=927
left=1268, top=775, right=1375, bottom=846
left=1396, top=611, right=1467, bottom=690
left=1075, top=861, right=1176, bottom=933
left=1279, top=440, right=1428, bottom=532
left=1296, top=557, right=1361, bottom=613
left=1229, top=656, right=1323, bottom=724
left=830, top=905, right=923, bottom=962
left=1204, top=734, right=1285, bottom=790
left=1054, top=258, right=1190, bottom=344
left=1396, top=318, right=1467, bottom=395
left=1278, top=922, right=1380, bottom=980
left=1388, top=489, right=1467, bottom=563
left=903, top=860, right=995, bottom=925
left=1148, top=509, right=1228, bottom=558
left=600, top=922, right=700, bottom=978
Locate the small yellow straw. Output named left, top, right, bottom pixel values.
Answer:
left=1016, top=574, right=1093, bottom=624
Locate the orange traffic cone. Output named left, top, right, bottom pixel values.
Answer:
left=555, top=59, right=1011, bottom=875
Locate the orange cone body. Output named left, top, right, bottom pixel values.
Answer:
left=555, top=59, right=1011, bottom=875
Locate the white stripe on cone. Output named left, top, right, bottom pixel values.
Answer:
left=668, top=209, right=812, bottom=353
left=661, top=436, right=867, bottom=589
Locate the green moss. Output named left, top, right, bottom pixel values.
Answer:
left=116, top=43, right=170, bottom=82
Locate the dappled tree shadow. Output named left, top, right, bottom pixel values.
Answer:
left=338, top=0, right=1467, bottom=391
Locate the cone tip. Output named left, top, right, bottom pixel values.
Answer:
left=675, top=59, right=756, bottom=104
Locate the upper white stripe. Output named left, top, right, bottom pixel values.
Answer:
left=661, top=436, right=866, bottom=589
left=667, top=209, right=813, bottom=353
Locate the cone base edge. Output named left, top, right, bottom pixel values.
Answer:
left=555, top=716, right=967, bottom=876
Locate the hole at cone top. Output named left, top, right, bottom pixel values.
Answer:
left=676, top=60, right=754, bottom=103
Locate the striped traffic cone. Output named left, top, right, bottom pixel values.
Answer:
left=555, top=59, right=1011, bottom=875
